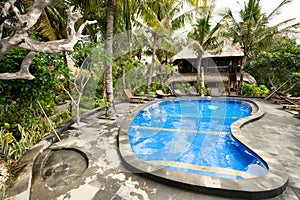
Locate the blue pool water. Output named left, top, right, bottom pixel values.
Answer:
left=128, top=98, right=268, bottom=179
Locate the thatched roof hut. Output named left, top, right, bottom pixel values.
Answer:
left=171, top=39, right=244, bottom=61
left=169, top=39, right=256, bottom=95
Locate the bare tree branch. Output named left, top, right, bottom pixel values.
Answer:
left=1, top=1, right=13, bottom=17
left=0, top=1, right=96, bottom=80
left=0, top=51, right=36, bottom=80
left=77, top=20, right=97, bottom=36
left=268, top=77, right=276, bottom=89
left=282, top=81, right=300, bottom=94
left=74, top=74, right=81, bottom=95
left=60, top=69, right=92, bottom=126
left=23, top=0, right=54, bottom=28
left=60, top=83, right=77, bottom=106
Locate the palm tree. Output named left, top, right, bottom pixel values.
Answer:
left=104, top=0, right=116, bottom=118
left=71, top=0, right=136, bottom=118
left=136, top=0, right=194, bottom=93
left=104, top=0, right=140, bottom=118
left=188, top=0, right=224, bottom=95
left=222, top=0, right=300, bottom=93
left=70, top=0, right=113, bottom=117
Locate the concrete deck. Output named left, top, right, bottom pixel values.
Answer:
left=4, top=98, right=300, bottom=200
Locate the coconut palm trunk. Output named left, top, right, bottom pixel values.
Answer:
left=196, top=54, right=205, bottom=96
left=147, top=32, right=158, bottom=94
left=105, top=0, right=116, bottom=118
left=201, top=62, right=205, bottom=88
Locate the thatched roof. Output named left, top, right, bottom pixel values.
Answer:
left=165, top=71, right=256, bottom=85
left=171, top=39, right=244, bottom=61
left=210, top=39, right=244, bottom=58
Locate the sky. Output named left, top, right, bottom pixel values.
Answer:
left=214, top=0, right=300, bottom=40
left=215, top=0, right=300, bottom=23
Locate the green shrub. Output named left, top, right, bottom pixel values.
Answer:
left=94, top=99, right=108, bottom=108
left=0, top=49, right=72, bottom=175
left=244, top=41, right=300, bottom=96
left=243, top=83, right=269, bottom=97
left=0, top=49, right=70, bottom=127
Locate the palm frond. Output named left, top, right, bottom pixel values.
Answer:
left=267, top=0, right=292, bottom=19
left=157, top=36, right=177, bottom=54
left=35, top=10, right=57, bottom=40
left=272, top=18, right=299, bottom=30
left=139, top=3, right=161, bottom=28
left=186, top=39, right=204, bottom=57
left=34, top=1, right=68, bottom=41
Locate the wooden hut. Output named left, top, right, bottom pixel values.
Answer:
left=169, top=39, right=256, bottom=96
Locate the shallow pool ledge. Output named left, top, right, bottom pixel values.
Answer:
left=118, top=98, right=288, bottom=199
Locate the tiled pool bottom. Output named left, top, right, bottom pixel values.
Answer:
left=118, top=98, right=289, bottom=199
left=128, top=128, right=267, bottom=180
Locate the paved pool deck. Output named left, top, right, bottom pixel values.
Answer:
left=4, top=98, right=300, bottom=200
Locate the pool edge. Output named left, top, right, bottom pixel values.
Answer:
left=118, top=97, right=289, bottom=199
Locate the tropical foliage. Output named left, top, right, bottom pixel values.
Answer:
left=245, top=40, right=300, bottom=96
left=136, top=0, right=194, bottom=92
left=34, top=0, right=69, bottom=41
left=242, top=83, right=269, bottom=97
left=0, top=48, right=73, bottom=193
left=0, top=0, right=300, bottom=196
left=0, top=48, right=70, bottom=127
left=222, top=0, right=300, bottom=64
left=188, top=0, right=224, bottom=93
left=221, top=0, right=299, bottom=94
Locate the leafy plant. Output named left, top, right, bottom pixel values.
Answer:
left=194, top=82, right=211, bottom=96
left=0, top=122, right=46, bottom=165
left=0, top=48, right=74, bottom=194
left=50, top=110, right=72, bottom=127
left=62, top=42, right=108, bottom=126
left=242, top=83, right=270, bottom=97
left=94, top=99, right=108, bottom=108
left=245, top=40, right=300, bottom=96
left=0, top=48, right=70, bottom=127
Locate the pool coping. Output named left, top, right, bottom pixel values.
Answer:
left=118, top=97, right=288, bottom=199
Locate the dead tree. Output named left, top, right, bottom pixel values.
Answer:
left=0, top=0, right=96, bottom=80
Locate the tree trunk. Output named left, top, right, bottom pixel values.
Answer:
left=0, top=2, right=96, bottom=80
left=239, top=55, right=247, bottom=95
left=201, top=59, right=206, bottom=89
left=122, top=64, right=126, bottom=89
left=102, top=73, right=107, bottom=98
left=159, top=63, right=164, bottom=86
left=196, top=55, right=204, bottom=96
left=76, top=94, right=81, bottom=126
left=147, top=33, right=158, bottom=94
left=105, top=0, right=116, bottom=119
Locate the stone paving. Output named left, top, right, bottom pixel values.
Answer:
left=4, top=98, right=300, bottom=200
left=240, top=99, right=300, bottom=200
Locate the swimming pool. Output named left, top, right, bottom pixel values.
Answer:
left=118, top=98, right=288, bottom=198
left=128, top=98, right=267, bottom=179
